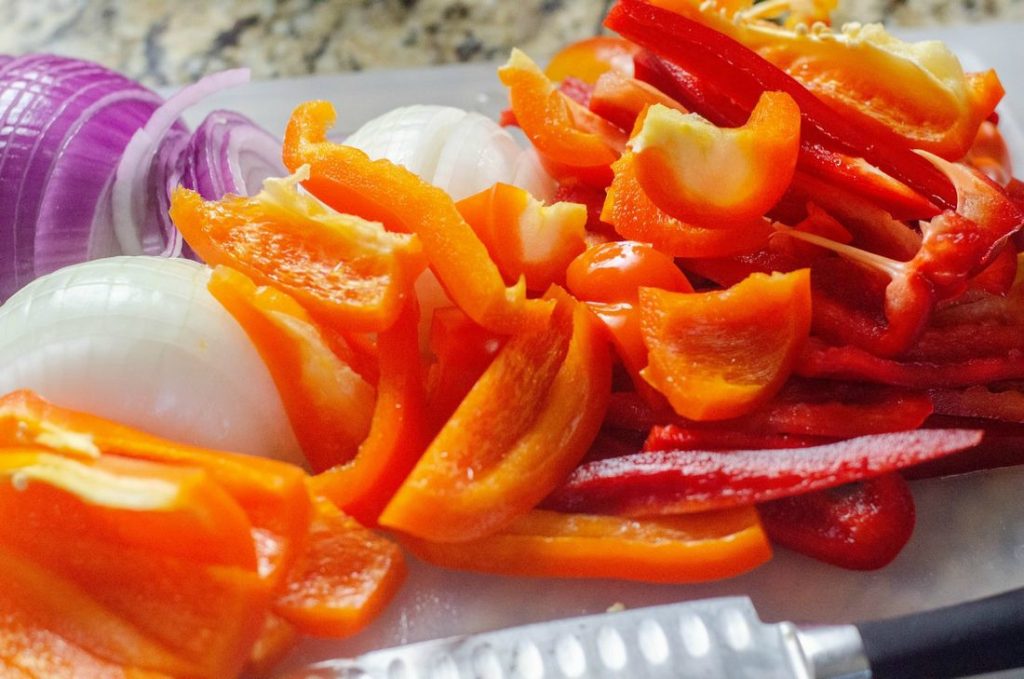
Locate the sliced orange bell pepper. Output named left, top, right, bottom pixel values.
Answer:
left=602, top=151, right=772, bottom=257
left=456, top=182, right=587, bottom=292
left=566, top=240, right=693, bottom=303
left=544, top=36, right=640, bottom=85
left=380, top=291, right=611, bottom=542
left=245, top=614, right=298, bottom=679
left=274, top=499, right=405, bottom=638
left=589, top=68, right=688, bottom=132
left=630, top=93, right=801, bottom=227
left=424, top=306, right=505, bottom=430
left=640, top=269, right=812, bottom=421
left=207, top=266, right=375, bottom=473
left=170, top=169, right=425, bottom=333
left=499, top=49, right=627, bottom=187
left=311, top=300, right=429, bottom=526
left=283, top=100, right=549, bottom=335
left=402, top=507, right=771, bottom=583
left=0, top=390, right=312, bottom=583
left=0, top=451, right=272, bottom=679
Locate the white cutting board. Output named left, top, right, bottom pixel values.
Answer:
left=176, top=22, right=1024, bottom=675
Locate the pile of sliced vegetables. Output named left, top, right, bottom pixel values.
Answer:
left=2, top=0, right=1024, bottom=675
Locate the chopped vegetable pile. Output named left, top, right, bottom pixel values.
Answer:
left=1, top=0, right=1023, bottom=676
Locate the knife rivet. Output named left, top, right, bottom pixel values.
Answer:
left=554, top=634, right=586, bottom=677
left=719, top=608, right=753, bottom=651
left=596, top=625, right=628, bottom=670
left=471, top=644, right=503, bottom=679
left=679, top=614, right=712, bottom=657
left=512, top=640, right=545, bottom=679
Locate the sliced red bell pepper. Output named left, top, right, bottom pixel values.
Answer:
left=543, top=428, right=981, bottom=516
left=455, top=182, right=588, bottom=292
left=639, top=269, right=812, bottom=421
left=379, top=291, right=611, bottom=542
left=907, top=416, right=1024, bottom=478
left=645, top=424, right=829, bottom=452
left=759, top=473, right=916, bottom=570
left=273, top=499, right=405, bottom=638
left=310, top=300, right=429, bottom=526
left=629, top=92, right=801, bottom=228
left=603, top=151, right=772, bottom=258
left=401, top=507, right=771, bottom=583
left=207, top=266, right=375, bottom=473
left=609, top=1, right=958, bottom=211
left=282, top=100, right=550, bottom=334
left=498, top=49, right=627, bottom=187
left=169, top=169, right=425, bottom=333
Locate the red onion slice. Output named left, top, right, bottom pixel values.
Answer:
left=112, top=68, right=249, bottom=257
left=179, top=109, right=285, bottom=200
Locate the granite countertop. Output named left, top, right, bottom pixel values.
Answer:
left=0, top=0, right=1021, bottom=87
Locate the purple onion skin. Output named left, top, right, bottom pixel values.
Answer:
left=0, top=54, right=186, bottom=300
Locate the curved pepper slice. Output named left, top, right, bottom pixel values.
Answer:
left=402, top=507, right=770, bottom=583
left=630, top=93, right=801, bottom=227
left=639, top=269, right=812, bottom=421
left=283, top=100, right=549, bottom=334
left=170, top=168, right=424, bottom=333
left=0, top=390, right=312, bottom=584
left=379, top=292, right=611, bottom=542
left=456, top=182, right=587, bottom=292
left=544, top=36, right=640, bottom=85
left=544, top=429, right=982, bottom=516
left=589, top=69, right=688, bottom=131
left=499, top=49, right=627, bottom=187
left=603, top=151, right=772, bottom=257
left=0, top=451, right=272, bottom=679
left=760, top=472, right=916, bottom=571
left=207, top=266, right=375, bottom=474
left=273, top=499, right=405, bottom=638
left=311, top=300, right=428, bottom=526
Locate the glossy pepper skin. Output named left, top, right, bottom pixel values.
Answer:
left=379, top=291, right=611, bottom=542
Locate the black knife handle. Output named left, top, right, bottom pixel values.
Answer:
left=856, top=586, right=1024, bottom=679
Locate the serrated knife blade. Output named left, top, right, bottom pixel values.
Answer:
left=281, top=586, right=1024, bottom=679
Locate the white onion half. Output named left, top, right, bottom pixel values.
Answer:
left=0, top=256, right=304, bottom=464
left=344, top=104, right=555, bottom=202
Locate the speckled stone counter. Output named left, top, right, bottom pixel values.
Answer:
left=0, top=0, right=1021, bottom=86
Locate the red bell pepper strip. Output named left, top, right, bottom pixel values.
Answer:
left=907, top=416, right=1024, bottom=479
left=759, top=473, right=916, bottom=570
left=207, top=266, right=375, bottom=474
left=310, top=299, right=429, bottom=526
left=608, top=0, right=958, bottom=211
left=273, top=499, right=405, bottom=638
left=401, top=507, right=771, bottom=583
left=645, top=424, right=829, bottom=452
left=282, top=100, right=550, bottom=334
left=380, top=291, right=611, bottom=542
left=543, top=428, right=981, bottom=516
left=589, top=68, right=688, bottom=131
left=796, top=338, right=1024, bottom=388
left=930, top=386, right=1024, bottom=423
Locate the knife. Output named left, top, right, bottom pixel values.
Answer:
left=280, top=585, right=1024, bottom=679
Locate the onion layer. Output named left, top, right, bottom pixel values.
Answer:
left=0, top=256, right=303, bottom=464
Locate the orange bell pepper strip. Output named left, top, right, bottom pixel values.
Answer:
left=0, top=390, right=312, bottom=584
left=310, top=299, right=429, bottom=526
left=602, top=151, right=772, bottom=257
left=640, top=269, right=812, bottom=421
left=282, top=100, right=549, bottom=335
left=423, top=306, right=505, bottom=430
left=499, top=49, right=627, bottom=187
left=544, top=36, right=640, bottom=85
left=589, top=68, right=688, bottom=132
left=455, top=182, right=587, bottom=292
left=630, top=93, right=801, bottom=228
left=206, top=266, right=375, bottom=473
left=170, top=168, right=425, bottom=333
left=380, top=291, right=611, bottom=542
left=273, top=499, right=405, bottom=638
left=0, top=451, right=272, bottom=678
left=245, top=614, right=298, bottom=679
left=401, top=507, right=770, bottom=583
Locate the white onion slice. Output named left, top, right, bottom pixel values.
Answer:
left=344, top=104, right=555, bottom=201
left=0, top=256, right=304, bottom=464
